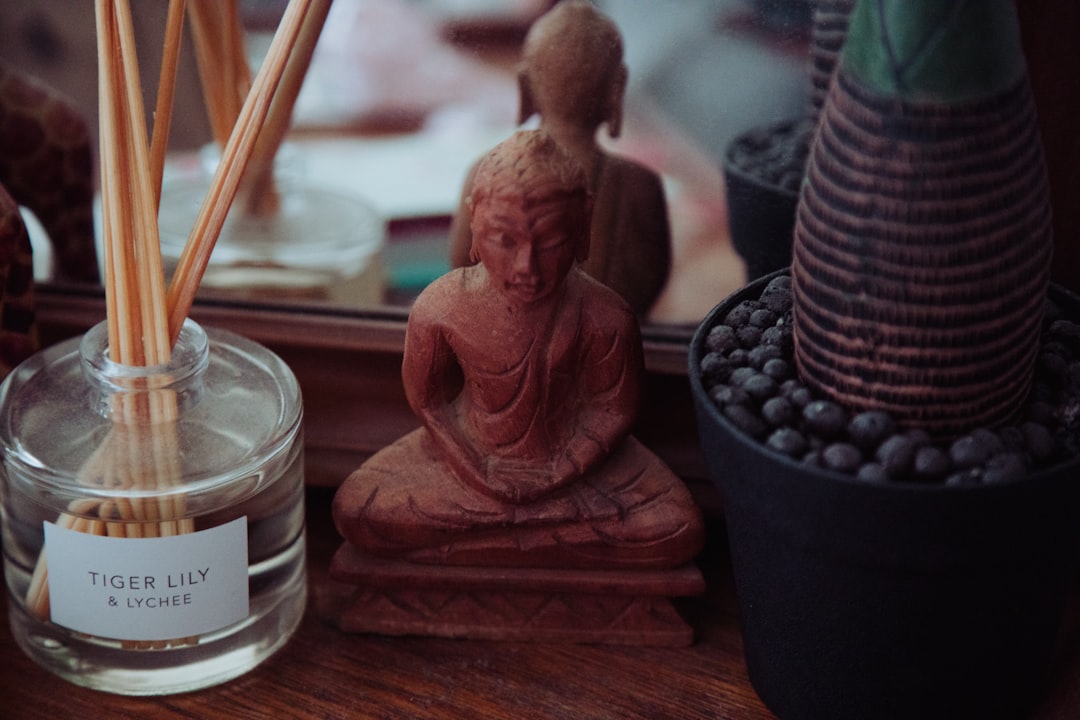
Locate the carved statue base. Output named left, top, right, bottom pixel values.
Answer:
left=327, top=544, right=705, bottom=646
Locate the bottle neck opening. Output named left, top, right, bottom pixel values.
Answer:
left=80, top=319, right=209, bottom=420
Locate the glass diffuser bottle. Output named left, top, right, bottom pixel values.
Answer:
left=156, top=143, right=386, bottom=307
left=0, top=318, right=306, bottom=695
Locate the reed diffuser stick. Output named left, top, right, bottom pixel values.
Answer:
left=188, top=1, right=251, bottom=149
left=97, top=0, right=138, bottom=365
left=239, top=0, right=332, bottom=217
left=165, top=0, right=315, bottom=342
left=150, top=0, right=187, bottom=206
left=113, top=0, right=171, bottom=364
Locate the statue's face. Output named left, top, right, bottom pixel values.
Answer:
left=472, top=193, right=579, bottom=305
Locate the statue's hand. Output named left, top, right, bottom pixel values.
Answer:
left=483, top=457, right=558, bottom=505
left=553, top=433, right=607, bottom=486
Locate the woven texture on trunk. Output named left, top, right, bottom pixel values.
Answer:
left=808, top=0, right=856, bottom=120
left=791, top=68, right=1053, bottom=438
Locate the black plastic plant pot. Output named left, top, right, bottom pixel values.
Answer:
left=689, top=270, right=1080, bottom=720
left=722, top=120, right=806, bottom=282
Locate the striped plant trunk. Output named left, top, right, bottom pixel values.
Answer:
left=791, top=0, right=1053, bottom=438
left=807, top=0, right=857, bottom=121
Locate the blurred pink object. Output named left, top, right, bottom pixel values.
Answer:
left=302, top=0, right=518, bottom=130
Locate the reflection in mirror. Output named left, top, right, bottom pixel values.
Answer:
left=0, top=0, right=813, bottom=338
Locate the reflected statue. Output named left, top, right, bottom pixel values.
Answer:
left=0, top=62, right=101, bottom=376
left=0, top=181, right=37, bottom=377
left=448, top=0, right=671, bottom=317
left=331, top=130, right=704, bottom=645
left=0, top=62, right=98, bottom=285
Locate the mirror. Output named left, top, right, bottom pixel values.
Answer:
left=0, top=0, right=815, bottom=350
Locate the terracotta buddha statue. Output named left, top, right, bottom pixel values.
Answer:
left=330, top=130, right=704, bottom=644
left=448, top=0, right=672, bottom=317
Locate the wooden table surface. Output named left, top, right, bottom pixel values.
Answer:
left=3, top=486, right=1080, bottom=720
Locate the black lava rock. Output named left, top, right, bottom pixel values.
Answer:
left=698, top=279, right=1080, bottom=485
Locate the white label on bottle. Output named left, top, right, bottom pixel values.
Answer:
left=43, top=516, right=249, bottom=641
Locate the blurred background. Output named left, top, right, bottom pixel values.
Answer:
left=0, top=0, right=813, bottom=325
